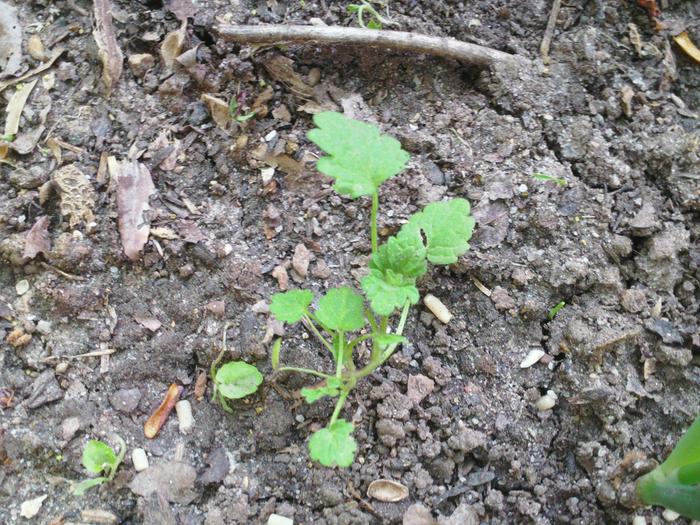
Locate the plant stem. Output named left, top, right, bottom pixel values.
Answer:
left=336, top=333, right=344, bottom=378
left=210, top=322, right=232, bottom=402
left=302, top=315, right=335, bottom=355
left=329, top=389, right=350, bottom=427
left=371, top=192, right=379, bottom=255
left=277, top=366, right=332, bottom=379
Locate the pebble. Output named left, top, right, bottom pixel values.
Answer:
left=110, top=388, right=142, bottom=413
left=423, top=294, right=452, bottom=324
left=662, top=509, right=679, bottom=522
left=36, top=320, right=52, bottom=334
left=175, top=400, right=194, bottom=434
left=20, top=495, right=47, bottom=519
left=16, top=279, right=29, bottom=295
left=132, top=448, right=149, bottom=472
left=519, top=349, right=545, bottom=368
left=535, top=390, right=557, bottom=411
left=55, top=362, right=68, bottom=374
left=61, top=416, right=81, bottom=441
left=632, top=517, right=646, bottom=525
left=267, top=514, right=293, bottom=525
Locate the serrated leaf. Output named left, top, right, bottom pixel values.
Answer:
left=362, top=269, right=420, bottom=316
left=315, top=287, right=365, bottom=332
left=372, top=333, right=407, bottom=346
left=300, top=377, right=342, bottom=403
left=308, top=419, right=357, bottom=468
left=82, top=440, right=117, bottom=474
left=215, top=361, right=263, bottom=400
left=404, top=198, right=475, bottom=265
left=270, top=289, right=314, bottom=324
left=271, top=338, right=282, bottom=370
left=72, top=476, right=108, bottom=496
left=307, top=112, right=409, bottom=198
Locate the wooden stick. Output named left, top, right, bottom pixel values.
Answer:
left=216, top=24, right=527, bottom=68
left=540, top=0, right=561, bottom=65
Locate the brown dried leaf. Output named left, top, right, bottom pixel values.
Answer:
left=0, top=1, right=22, bottom=79
left=4, top=79, right=38, bottom=136
left=0, top=47, right=65, bottom=94
left=200, top=94, right=230, bottom=129
left=22, top=216, right=51, bottom=260
left=161, top=20, right=187, bottom=70
left=11, top=125, right=45, bottom=155
left=93, top=0, right=124, bottom=96
left=263, top=54, right=314, bottom=98
left=52, top=164, right=96, bottom=227
left=112, top=158, right=156, bottom=261
left=674, top=31, right=700, bottom=65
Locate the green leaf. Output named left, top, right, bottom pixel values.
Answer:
left=82, top=440, right=117, bottom=474
left=367, top=19, right=382, bottom=29
left=72, top=477, right=108, bottom=496
left=678, top=462, right=700, bottom=485
left=215, top=361, right=263, bottom=399
left=372, top=333, right=407, bottom=346
left=307, top=112, right=410, bottom=198
left=308, top=419, right=357, bottom=468
left=660, top=414, right=700, bottom=477
left=270, top=290, right=314, bottom=324
left=403, top=198, right=475, bottom=265
left=300, top=377, right=342, bottom=403
left=315, top=287, right=365, bottom=332
left=362, top=269, right=419, bottom=316
left=271, top=338, right=282, bottom=370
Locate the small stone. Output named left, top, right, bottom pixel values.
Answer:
left=438, top=503, right=479, bottom=525
left=129, top=53, right=155, bottom=78
left=656, top=345, right=693, bottom=367
left=621, top=288, right=646, bottom=313
left=251, top=300, right=270, bottom=314
left=632, top=517, right=646, bottom=525
left=36, top=320, right=52, bottom=334
left=20, top=495, right=47, bottom=519
left=272, top=105, right=292, bottom=123
left=175, top=400, right=194, bottom=434
left=261, top=167, right=275, bottom=184
left=204, top=300, right=225, bottom=318
left=267, top=514, right=293, bottom=525
left=132, top=448, right=149, bottom=472
left=535, top=391, right=557, bottom=411
left=272, top=265, right=289, bottom=290
left=110, top=388, right=142, bottom=413
left=179, top=264, right=194, bottom=278
left=519, top=349, right=545, bottom=368
left=423, top=294, right=452, bottom=324
left=311, top=260, right=331, bottom=279
left=490, top=286, right=516, bottom=311
left=662, top=509, right=679, bottom=522
left=292, top=244, right=311, bottom=278
left=16, top=279, right=30, bottom=295
left=61, top=416, right=81, bottom=441
left=403, top=503, right=437, bottom=525
left=55, top=362, right=68, bottom=374
left=407, top=374, right=435, bottom=404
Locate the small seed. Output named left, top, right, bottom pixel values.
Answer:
left=132, top=448, right=149, bottom=472
left=662, top=509, right=680, bottom=522
left=27, top=35, right=46, bottom=61
left=423, top=294, right=452, bottom=324
left=535, top=391, right=557, bottom=411
left=16, top=279, right=29, bottom=295
left=367, top=479, right=409, bottom=502
left=520, top=349, right=545, bottom=368
left=632, top=517, right=646, bottom=525
left=175, top=399, right=194, bottom=434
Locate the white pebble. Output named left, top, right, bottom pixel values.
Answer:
left=632, top=517, right=646, bottom=525
left=423, top=294, right=452, bottom=324
left=267, top=514, right=293, bottom=525
left=261, top=167, right=275, bottom=183
left=663, top=509, right=680, bottom=522
left=16, top=279, right=29, bottom=295
left=36, top=320, right=52, bottom=335
left=132, top=448, right=149, bottom=472
left=175, top=400, right=194, bottom=434
left=535, top=391, right=557, bottom=411
left=519, top=349, right=545, bottom=368
left=517, top=184, right=528, bottom=194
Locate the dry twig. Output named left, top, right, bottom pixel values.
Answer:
left=216, top=25, right=527, bottom=68
left=540, top=0, right=561, bottom=65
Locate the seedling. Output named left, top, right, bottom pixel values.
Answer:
left=347, top=0, right=396, bottom=29
left=73, top=436, right=126, bottom=496
left=269, top=112, right=475, bottom=467
left=229, top=95, right=256, bottom=123
left=210, top=324, right=263, bottom=412
left=637, top=414, right=700, bottom=519
left=532, top=172, right=567, bottom=186
left=548, top=300, right=565, bottom=320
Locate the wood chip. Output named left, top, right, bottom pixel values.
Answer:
left=93, top=0, right=124, bottom=95
left=144, top=384, right=183, bottom=439
left=161, top=20, right=187, bottom=69
left=471, top=276, right=492, bottom=297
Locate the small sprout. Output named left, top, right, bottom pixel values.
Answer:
left=73, top=436, right=126, bottom=496
left=212, top=361, right=263, bottom=412
left=637, top=414, right=700, bottom=520
left=548, top=301, right=566, bottom=320
left=269, top=112, right=476, bottom=468
left=0, top=133, right=15, bottom=142
left=347, top=0, right=395, bottom=29
left=532, top=172, right=567, bottom=186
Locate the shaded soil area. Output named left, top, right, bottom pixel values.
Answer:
left=1, top=0, right=699, bottom=523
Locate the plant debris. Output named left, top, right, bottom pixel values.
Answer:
left=52, top=164, right=97, bottom=227
left=4, top=79, right=38, bottom=137
left=93, top=0, right=123, bottom=96
left=0, top=1, right=22, bottom=78
left=144, top=383, right=183, bottom=438
left=22, top=216, right=51, bottom=260
left=673, top=32, right=700, bottom=65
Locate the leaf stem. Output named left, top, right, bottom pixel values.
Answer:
left=371, top=191, right=379, bottom=255
left=277, top=366, right=333, bottom=379
left=302, top=315, right=335, bottom=355
left=329, top=389, right=350, bottom=427
left=210, top=322, right=232, bottom=402
left=336, top=333, right=344, bottom=378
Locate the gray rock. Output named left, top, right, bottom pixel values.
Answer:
left=403, top=503, right=436, bottom=525
left=110, top=388, right=142, bottom=413
left=129, top=461, right=197, bottom=504
left=375, top=419, right=405, bottom=447
left=26, top=370, right=63, bottom=409
left=447, top=426, right=486, bottom=453
left=61, top=416, right=81, bottom=441
left=438, top=504, right=479, bottom=525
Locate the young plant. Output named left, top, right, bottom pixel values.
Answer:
left=269, top=112, right=475, bottom=467
left=532, top=172, right=567, bottom=186
left=73, top=436, right=126, bottom=496
left=210, top=324, right=263, bottom=412
left=637, top=414, right=700, bottom=520
left=548, top=300, right=565, bottom=320
left=347, top=0, right=396, bottom=29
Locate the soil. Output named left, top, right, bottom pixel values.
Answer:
left=1, top=0, right=699, bottom=524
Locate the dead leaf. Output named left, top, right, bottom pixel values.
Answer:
left=262, top=54, right=314, bottom=98
left=0, top=47, right=65, bottom=93
left=20, top=494, right=48, bottom=519
left=161, top=20, right=187, bottom=69
left=0, top=1, right=22, bottom=79
left=4, top=79, right=38, bottom=136
left=23, top=216, right=51, bottom=260
left=52, top=164, right=96, bottom=227
left=150, top=226, right=179, bottom=240
left=46, top=137, right=62, bottom=164
left=112, top=158, right=156, bottom=261
left=11, top=125, right=45, bottom=155
left=674, top=31, right=700, bottom=65
left=93, top=0, right=124, bottom=96
left=134, top=314, right=162, bottom=332
left=201, top=94, right=230, bottom=129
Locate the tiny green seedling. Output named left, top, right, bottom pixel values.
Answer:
left=0, top=133, right=15, bottom=142
left=637, top=414, right=700, bottom=520
left=548, top=301, right=565, bottom=320
left=532, top=172, right=567, bottom=187
left=210, top=324, right=263, bottom=412
left=229, top=96, right=256, bottom=123
left=73, top=436, right=126, bottom=496
left=269, top=112, right=475, bottom=467
left=347, top=0, right=395, bottom=29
